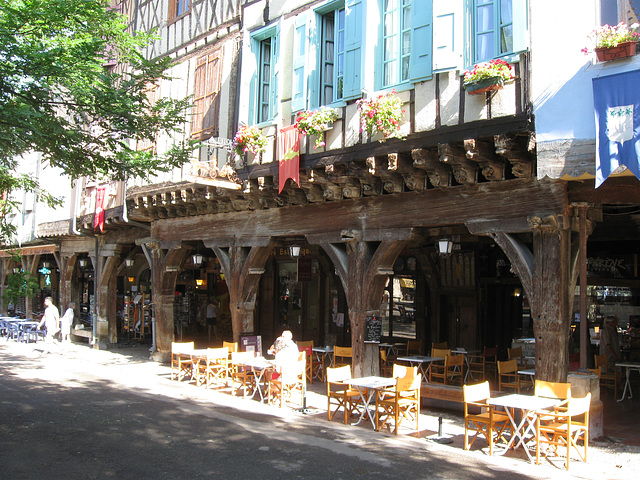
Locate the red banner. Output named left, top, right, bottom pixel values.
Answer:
left=278, top=125, right=300, bottom=193
left=94, top=186, right=107, bottom=233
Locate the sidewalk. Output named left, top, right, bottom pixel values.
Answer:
left=5, top=340, right=639, bottom=480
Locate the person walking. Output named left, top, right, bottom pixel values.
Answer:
left=38, top=296, right=60, bottom=354
left=60, top=302, right=76, bottom=346
left=206, top=299, right=218, bottom=342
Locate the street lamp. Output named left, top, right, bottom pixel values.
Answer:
left=125, top=258, right=135, bottom=268
left=192, top=253, right=204, bottom=266
left=78, top=258, right=88, bottom=268
left=438, top=239, right=453, bottom=255
left=290, top=245, right=301, bottom=257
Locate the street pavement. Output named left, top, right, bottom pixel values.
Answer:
left=0, top=341, right=637, bottom=480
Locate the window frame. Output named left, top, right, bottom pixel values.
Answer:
left=249, top=24, right=280, bottom=125
left=169, top=0, right=190, bottom=23
left=191, top=49, right=223, bottom=140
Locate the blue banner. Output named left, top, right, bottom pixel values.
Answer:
left=593, top=70, right=640, bottom=187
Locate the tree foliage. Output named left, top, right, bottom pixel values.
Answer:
left=2, top=254, right=40, bottom=306
left=0, top=0, right=197, bottom=237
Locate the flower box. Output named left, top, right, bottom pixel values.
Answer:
left=464, top=76, right=504, bottom=95
left=595, top=41, right=638, bottom=61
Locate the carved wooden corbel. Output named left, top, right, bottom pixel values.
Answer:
left=495, top=134, right=533, bottom=178
left=439, top=143, right=478, bottom=185
left=464, top=138, right=506, bottom=181
left=411, top=148, right=451, bottom=188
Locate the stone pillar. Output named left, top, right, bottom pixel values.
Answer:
left=568, top=371, right=603, bottom=439
left=151, top=293, right=175, bottom=363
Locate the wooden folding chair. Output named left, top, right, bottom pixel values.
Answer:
left=380, top=349, right=393, bottom=377
left=297, top=340, right=314, bottom=384
left=223, top=341, right=238, bottom=357
left=326, top=365, right=363, bottom=424
left=406, top=339, right=422, bottom=355
left=195, top=347, right=229, bottom=388
left=432, top=341, right=448, bottom=350
left=171, top=341, right=195, bottom=382
left=333, top=346, right=352, bottom=368
left=536, top=393, right=591, bottom=470
left=468, top=346, right=498, bottom=382
left=429, top=354, right=464, bottom=385
left=594, top=354, right=618, bottom=398
left=497, top=359, right=522, bottom=393
left=463, top=381, right=512, bottom=455
left=230, top=351, right=256, bottom=398
left=268, top=351, right=306, bottom=408
left=375, top=371, right=422, bottom=435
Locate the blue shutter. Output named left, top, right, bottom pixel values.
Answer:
left=308, top=13, right=320, bottom=109
left=343, top=0, right=363, bottom=99
left=248, top=39, right=258, bottom=125
left=410, top=0, right=433, bottom=80
left=270, top=31, right=280, bottom=121
left=432, top=0, right=463, bottom=71
left=291, top=14, right=307, bottom=113
left=511, top=0, right=528, bottom=53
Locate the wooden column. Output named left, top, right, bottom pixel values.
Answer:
left=208, top=241, right=273, bottom=343
left=316, top=231, right=411, bottom=377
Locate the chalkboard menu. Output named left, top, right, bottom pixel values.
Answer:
left=365, top=315, right=382, bottom=343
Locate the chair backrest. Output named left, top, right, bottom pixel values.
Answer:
left=334, top=346, right=352, bottom=358
left=326, top=365, right=351, bottom=383
left=393, top=364, right=417, bottom=379
left=594, top=354, right=608, bottom=368
left=446, top=354, right=464, bottom=368
left=498, top=358, right=518, bottom=375
left=172, top=341, right=194, bottom=355
left=432, top=341, right=448, bottom=350
left=297, top=340, right=314, bottom=350
left=567, top=393, right=591, bottom=417
left=231, top=351, right=254, bottom=365
left=463, top=381, right=491, bottom=403
left=223, top=341, right=238, bottom=354
left=281, top=351, right=306, bottom=384
left=483, top=346, right=498, bottom=359
left=432, top=348, right=451, bottom=358
left=406, top=339, right=422, bottom=354
left=207, top=347, right=229, bottom=361
left=588, top=366, right=602, bottom=377
left=508, top=346, right=523, bottom=361
left=380, top=350, right=388, bottom=363
left=396, top=371, right=421, bottom=391
left=535, top=379, right=571, bottom=399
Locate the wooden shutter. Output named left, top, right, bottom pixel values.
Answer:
left=432, top=0, right=463, bottom=72
left=410, top=0, right=434, bottom=80
left=291, top=14, right=308, bottom=113
left=191, top=49, right=222, bottom=139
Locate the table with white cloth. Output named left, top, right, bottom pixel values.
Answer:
left=396, top=355, right=444, bottom=381
left=616, top=362, right=640, bottom=402
left=488, top=394, right=561, bottom=462
left=518, top=368, right=536, bottom=385
left=345, top=376, right=397, bottom=429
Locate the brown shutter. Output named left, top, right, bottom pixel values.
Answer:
left=191, top=49, right=222, bottom=139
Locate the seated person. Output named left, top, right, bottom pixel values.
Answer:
left=270, top=330, right=298, bottom=380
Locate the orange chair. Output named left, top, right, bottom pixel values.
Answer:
left=463, top=381, right=512, bottom=455
left=380, top=349, right=393, bottom=377
left=536, top=393, right=591, bottom=470
left=375, top=371, right=422, bottom=435
left=468, top=346, right=498, bottom=382
left=333, top=346, right=352, bottom=368
left=497, top=359, right=522, bottom=393
left=171, top=341, right=195, bottom=382
left=297, top=340, right=314, bottom=384
left=268, top=351, right=306, bottom=408
left=230, top=351, right=256, bottom=398
left=594, top=354, right=618, bottom=398
left=326, top=365, right=363, bottom=424
left=430, top=354, right=464, bottom=385
left=406, top=339, right=422, bottom=355
left=194, top=347, right=229, bottom=388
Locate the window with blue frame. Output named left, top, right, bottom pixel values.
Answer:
left=470, top=0, right=528, bottom=64
left=250, top=25, right=279, bottom=124
left=320, top=8, right=345, bottom=105
left=170, top=0, right=190, bottom=20
left=382, top=0, right=412, bottom=87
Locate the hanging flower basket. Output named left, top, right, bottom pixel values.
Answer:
left=294, top=107, right=339, bottom=149
left=464, top=76, right=505, bottom=95
left=594, top=41, right=638, bottom=61
left=232, top=125, right=268, bottom=157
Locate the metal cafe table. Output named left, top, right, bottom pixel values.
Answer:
left=488, top=393, right=562, bottom=463
left=345, top=376, right=397, bottom=429
left=311, top=346, right=333, bottom=381
left=616, top=362, right=640, bottom=402
left=235, top=356, right=274, bottom=402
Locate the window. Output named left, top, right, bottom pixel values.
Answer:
left=169, top=0, right=190, bottom=21
left=249, top=25, right=279, bottom=124
left=470, top=0, right=528, bottom=64
left=320, top=8, right=345, bottom=105
left=191, top=50, right=222, bottom=139
left=382, top=0, right=412, bottom=87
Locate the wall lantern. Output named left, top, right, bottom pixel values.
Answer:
left=127, top=276, right=135, bottom=283
left=192, top=253, right=204, bottom=266
left=195, top=278, right=206, bottom=287
left=78, top=258, right=88, bottom=268
left=125, top=258, right=135, bottom=268
left=438, top=239, right=453, bottom=255
left=12, top=267, right=20, bottom=274
left=290, top=245, right=301, bottom=257
left=42, top=261, right=51, bottom=268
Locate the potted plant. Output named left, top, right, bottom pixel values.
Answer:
left=583, top=22, right=639, bottom=61
left=232, top=125, right=268, bottom=157
left=356, top=90, right=405, bottom=141
left=463, top=59, right=514, bottom=95
left=294, top=107, right=339, bottom=149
